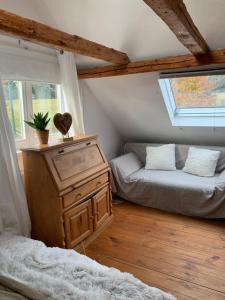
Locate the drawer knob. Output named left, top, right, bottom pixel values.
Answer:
left=96, top=181, right=102, bottom=186
left=76, top=193, right=82, bottom=198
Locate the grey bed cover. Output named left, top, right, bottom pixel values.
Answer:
left=110, top=143, right=225, bottom=218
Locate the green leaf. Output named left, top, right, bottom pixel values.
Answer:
left=24, top=121, right=37, bottom=130
left=24, top=112, right=51, bottom=130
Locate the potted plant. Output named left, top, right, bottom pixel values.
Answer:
left=25, top=112, right=50, bottom=144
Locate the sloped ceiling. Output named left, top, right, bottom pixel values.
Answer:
left=5, top=0, right=225, bottom=68
left=0, top=0, right=42, bottom=21
left=28, top=0, right=185, bottom=68
left=1, top=0, right=225, bottom=146
left=81, top=74, right=225, bottom=146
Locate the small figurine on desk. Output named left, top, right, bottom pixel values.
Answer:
left=53, top=112, right=73, bottom=141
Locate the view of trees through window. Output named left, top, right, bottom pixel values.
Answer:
left=32, top=82, right=59, bottom=134
left=170, top=75, right=225, bottom=108
left=3, top=80, right=61, bottom=141
left=3, top=80, right=24, bottom=139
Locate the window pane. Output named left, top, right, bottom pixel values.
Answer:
left=32, top=82, right=60, bottom=134
left=170, top=75, right=225, bottom=108
left=3, top=80, right=24, bottom=140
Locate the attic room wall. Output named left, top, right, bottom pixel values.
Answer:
left=81, top=73, right=225, bottom=147
left=0, top=0, right=42, bottom=21
left=0, top=2, right=122, bottom=161
left=80, top=81, right=123, bottom=160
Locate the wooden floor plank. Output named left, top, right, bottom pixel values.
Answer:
left=87, top=251, right=225, bottom=300
left=88, top=235, right=225, bottom=293
left=96, top=226, right=225, bottom=274
left=116, top=203, right=225, bottom=234
left=111, top=216, right=225, bottom=253
left=107, top=218, right=225, bottom=270
left=86, top=201, right=225, bottom=299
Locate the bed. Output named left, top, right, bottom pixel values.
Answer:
left=0, top=233, right=175, bottom=300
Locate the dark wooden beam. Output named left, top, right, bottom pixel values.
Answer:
left=143, top=0, right=209, bottom=55
left=77, top=48, right=225, bottom=79
left=0, top=9, right=129, bottom=65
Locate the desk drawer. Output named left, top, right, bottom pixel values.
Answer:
left=63, top=173, right=108, bottom=208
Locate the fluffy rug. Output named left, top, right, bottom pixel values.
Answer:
left=0, top=234, right=175, bottom=300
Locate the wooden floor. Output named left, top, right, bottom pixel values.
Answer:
left=86, top=201, right=225, bottom=300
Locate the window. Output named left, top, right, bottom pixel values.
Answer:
left=159, top=72, right=225, bottom=127
left=3, top=80, right=63, bottom=147
left=3, top=80, right=24, bottom=140
left=32, top=82, right=62, bottom=135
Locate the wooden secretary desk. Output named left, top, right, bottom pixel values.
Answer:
left=21, top=135, right=113, bottom=250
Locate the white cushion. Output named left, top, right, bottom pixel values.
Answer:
left=145, top=144, right=176, bottom=171
left=183, top=147, right=220, bottom=177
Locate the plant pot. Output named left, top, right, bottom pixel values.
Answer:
left=36, top=130, right=49, bottom=145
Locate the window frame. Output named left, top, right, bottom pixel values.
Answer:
left=159, top=78, right=225, bottom=127
left=3, top=79, right=63, bottom=148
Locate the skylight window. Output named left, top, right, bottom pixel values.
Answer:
left=159, top=72, right=225, bottom=127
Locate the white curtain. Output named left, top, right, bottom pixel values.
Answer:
left=0, top=44, right=60, bottom=83
left=57, top=51, right=85, bottom=136
left=0, top=82, right=31, bottom=237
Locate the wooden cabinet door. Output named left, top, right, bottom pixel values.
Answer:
left=92, top=186, right=110, bottom=230
left=64, top=199, right=93, bottom=248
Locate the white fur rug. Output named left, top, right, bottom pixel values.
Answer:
left=0, top=234, right=175, bottom=300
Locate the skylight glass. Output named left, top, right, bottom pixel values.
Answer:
left=158, top=72, right=225, bottom=127
left=170, top=75, right=225, bottom=109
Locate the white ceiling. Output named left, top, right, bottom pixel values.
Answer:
left=0, top=0, right=225, bottom=68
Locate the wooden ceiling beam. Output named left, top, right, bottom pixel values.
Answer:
left=77, top=48, right=225, bottom=79
left=0, top=9, right=130, bottom=65
left=143, top=0, right=209, bottom=55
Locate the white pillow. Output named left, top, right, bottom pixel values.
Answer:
left=145, top=144, right=176, bottom=171
left=183, top=147, right=220, bottom=177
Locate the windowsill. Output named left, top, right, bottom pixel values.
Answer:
left=168, top=115, right=225, bottom=127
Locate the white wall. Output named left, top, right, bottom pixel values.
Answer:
left=0, top=0, right=43, bottom=21
left=81, top=81, right=123, bottom=160
left=82, top=73, right=225, bottom=147
left=0, top=1, right=123, bottom=160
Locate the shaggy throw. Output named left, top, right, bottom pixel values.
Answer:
left=0, top=234, right=175, bottom=300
